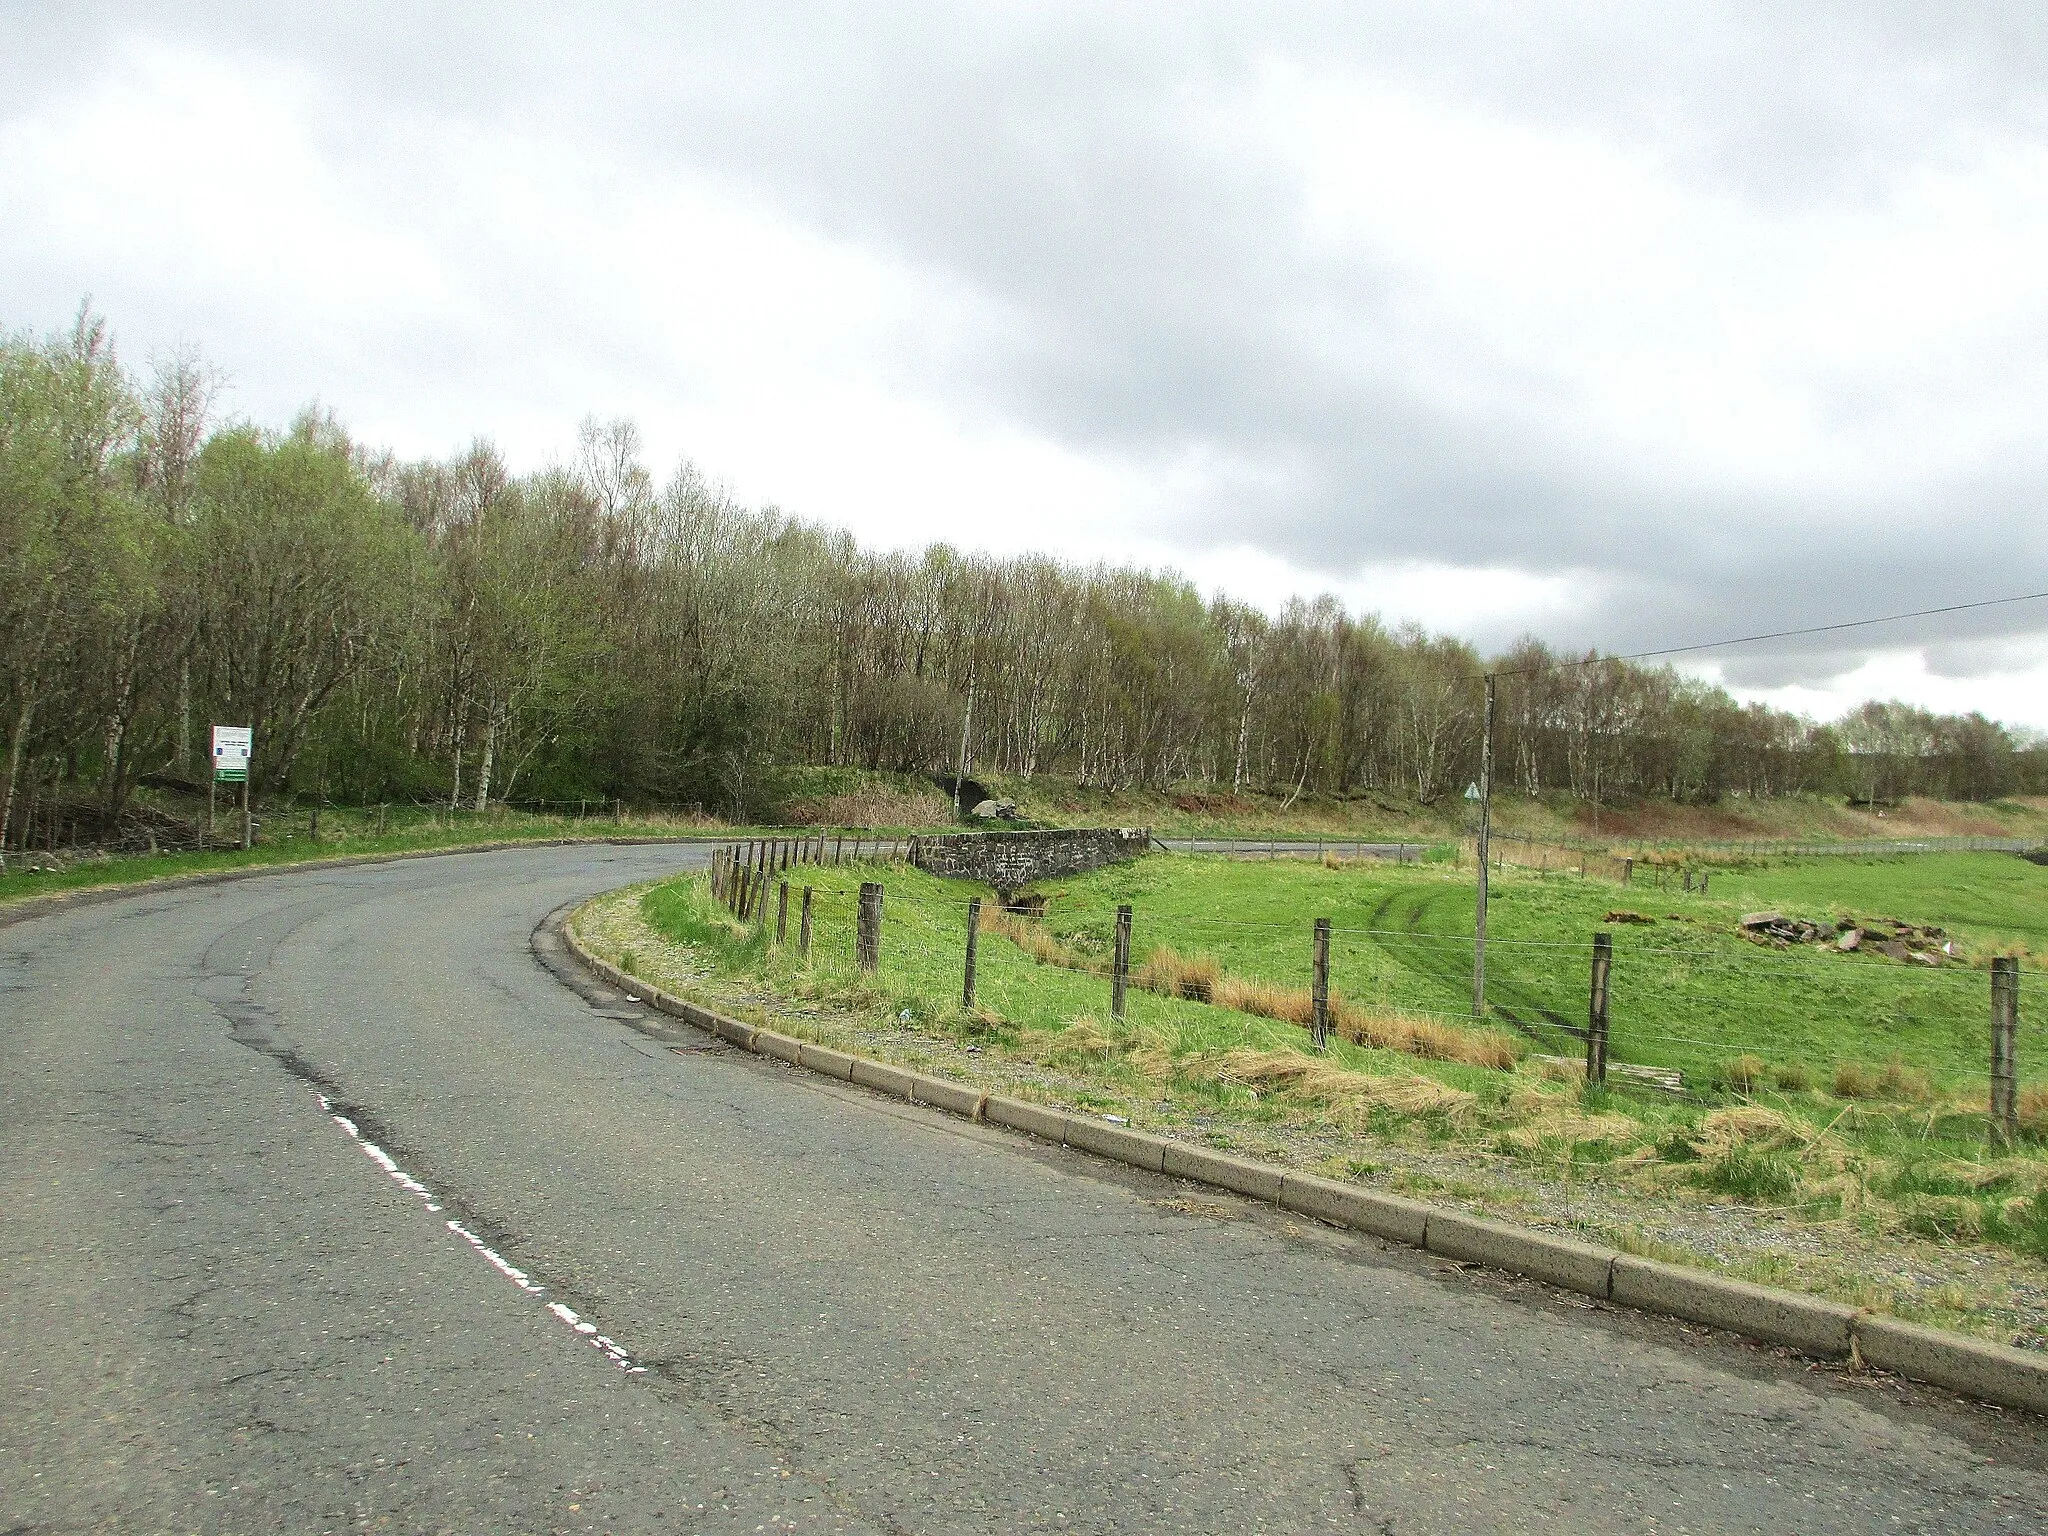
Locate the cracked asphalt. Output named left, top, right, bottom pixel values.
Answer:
left=1, top=843, right=2043, bottom=1534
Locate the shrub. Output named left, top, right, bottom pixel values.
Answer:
left=1833, top=1061, right=1874, bottom=1098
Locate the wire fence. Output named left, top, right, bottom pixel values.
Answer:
left=702, top=835, right=2038, bottom=1129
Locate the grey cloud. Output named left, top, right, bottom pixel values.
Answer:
left=8, top=2, right=2048, bottom=690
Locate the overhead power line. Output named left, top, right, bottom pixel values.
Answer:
left=1491, top=589, right=2048, bottom=677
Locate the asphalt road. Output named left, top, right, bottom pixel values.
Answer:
left=1, top=844, right=2041, bottom=1534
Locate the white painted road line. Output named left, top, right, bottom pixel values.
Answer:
left=314, top=1090, right=647, bottom=1374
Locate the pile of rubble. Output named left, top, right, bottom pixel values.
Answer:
left=1739, top=910, right=1956, bottom=965
left=1738, top=911, right=1827, bottom=946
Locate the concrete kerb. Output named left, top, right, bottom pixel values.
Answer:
left=1609, top=1255, right=1858, bottom=1359
left=553, top=912, right=2048, bottom=1420
left=1425, top=1209, right=1616, bottom=1300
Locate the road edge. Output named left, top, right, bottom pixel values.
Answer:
left=0, top=835, right=718, bottom=933
left=556, top=905, right=2048, bottom=1420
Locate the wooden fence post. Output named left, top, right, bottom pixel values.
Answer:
left=963, top=897, right=981, bottom=1010
left=1991, top=957, right=2020, bottom=1147
left=857, top=881, right=882, bottom=972
left=1312, top=917, right=1331, bottom=1052
left=1111, top=904, right=1132, bottom=1022
left=776, top=880, right=789, bottom=944
left=1621, top=857, right=1633, bottom=886
left=834, top=833, right=843, bottom=865
left=799, top=886, right=813, bottom=958
left=1586, top=932, right=1612, bottom=1087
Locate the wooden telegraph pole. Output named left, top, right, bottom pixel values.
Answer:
left=1473, top=673, right=1495, bottom=1018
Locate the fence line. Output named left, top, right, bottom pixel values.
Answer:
left=701, top=837, right=2037, bottom=1123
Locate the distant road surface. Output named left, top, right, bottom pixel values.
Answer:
left=2, top=845, right=2040, bottom=1533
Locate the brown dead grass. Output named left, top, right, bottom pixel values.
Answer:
left=1499, top=1107, right=1646, bottom=1154
left=1207, top=1047, right=1477, bottom=1122
left=1833, top=1057, right=1935, bottom=1103
left=987, top=913, right=1520, bottom=1071
left=982, top=907, right=1099, bottom=971
left=1693, top=1104, right=1804, bottom=1155
left=2020, top=1084, right=2048, bottom=1135
left=1134, top=943, right=1221, bottom=1002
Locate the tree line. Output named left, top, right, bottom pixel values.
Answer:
left=4, top=308, right=2042, bottom=846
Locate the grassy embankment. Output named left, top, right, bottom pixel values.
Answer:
left=770, top=764, right=2048, bottom=845
left=589, top=846, right=2048, bottom=1343
left=952, top=772, right=2048, bottom=847
left=0, top=800, right=734, bottom=910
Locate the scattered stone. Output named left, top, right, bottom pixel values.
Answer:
left=1837, top=929, right=1862, bottom=952
left=1603, top=910, right=1656, bottom=925
left=1740, top=911, right=1825, bottom=944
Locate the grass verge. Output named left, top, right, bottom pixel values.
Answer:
left=575, top=852, right=2048, bottom=1352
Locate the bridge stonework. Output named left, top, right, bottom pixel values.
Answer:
left=907, top=828, right=1150, bottom=893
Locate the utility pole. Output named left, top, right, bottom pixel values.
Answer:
left=1473, top=673, right=1495, bottom=1018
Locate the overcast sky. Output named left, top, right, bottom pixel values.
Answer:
left=6, top=4, right=2048, bottom=726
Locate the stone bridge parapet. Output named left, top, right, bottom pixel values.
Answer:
left=908, top=828, right=1150, bottom=893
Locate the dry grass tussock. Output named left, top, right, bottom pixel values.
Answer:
left=1337, top=1002, right=1522, bottom=1070
left=1832, top=1058, right=1934, bottom=1103
left=1014, top=1016, right=1107, bottom=1066
left=989, top=917, right=1519, bottom=1071
left=1206, top=1048, right=1477, bottom=1121
left=1499, top=1107, right=1645, bottom=1154
left=2020, top=1083, right=2048, bottom=1134
left=1134, top=944, right=1221, bottom=1002
left=1690, top=1105, right=1808, bottom=1156
left=983, top=907, right=1098, bottom=970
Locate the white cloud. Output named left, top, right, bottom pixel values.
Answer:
left=5, top=8, right=2048, bottom=730
left=1697, top=640, right=2048, bottom=731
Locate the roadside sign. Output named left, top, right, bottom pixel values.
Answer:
left=213, top=725, right=252, bottom=784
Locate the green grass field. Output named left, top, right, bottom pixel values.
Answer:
left=629, top=846, right=2048, bottom=1292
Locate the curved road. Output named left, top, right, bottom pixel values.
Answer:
left=1, top=845, right=2040, bottom=1533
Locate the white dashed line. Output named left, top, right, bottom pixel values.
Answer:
left=314, top=1090, right=647, bottom=1373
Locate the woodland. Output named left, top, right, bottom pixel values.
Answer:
left=5, top=309, right=2042, bottom=841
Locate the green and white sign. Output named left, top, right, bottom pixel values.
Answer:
left=212, top=724, right=252, bottom=784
